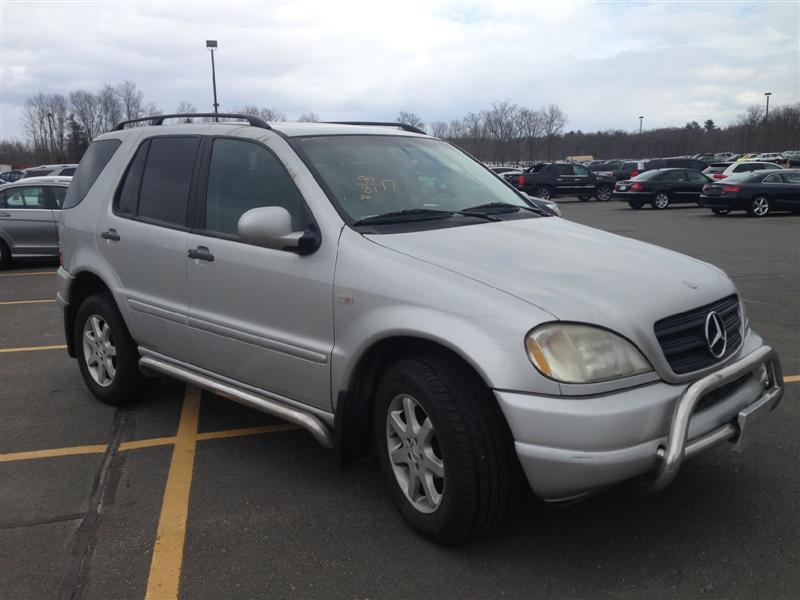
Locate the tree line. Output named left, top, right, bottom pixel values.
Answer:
left=2, top=82, right=798, bottom=166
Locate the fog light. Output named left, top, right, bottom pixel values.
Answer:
left=753, top=362, right=770, bottom=389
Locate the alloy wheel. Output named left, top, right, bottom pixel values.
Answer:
left=654, top=193, right=669, bottom=209
left=596, top=187, right=612, bottom=201
left=752, top=196, right=769, bottom=217
left=386, top=394, right=445, bottom=514
left=82, top=314, right=117, bottom=387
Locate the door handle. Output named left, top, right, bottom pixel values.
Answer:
left=187, top=246, right=214, bottom=262
left=100, top=228, right=120, bottom=241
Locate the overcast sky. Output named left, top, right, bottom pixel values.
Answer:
left=1, top=1, right=798, bottom=140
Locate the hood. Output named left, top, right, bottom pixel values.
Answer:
left=366, top=217, right=736, bottom=356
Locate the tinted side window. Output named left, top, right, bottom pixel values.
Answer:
left=204, top=138, right=308, bottom=236
left=115, top=140, right=150, bottom=217
left=137, top=137, right=199, bottom=227
left=662, top=170, right=686, bottom=183
left=3, top=187, right=48, bottom=208
left=686, top=170, right=708, bottom=183
left=572, top=165, right=590, bottom=176
left=554, top=164, right=572, bottom=175
left=762, top=173, right=783, bottom=183
left=22, top=169, right=54, bottom=178
left=621, top=162, right=637, bottom=171
left=63, top=139, right=122, bottom=209
left=59, top=168, right=76, bottom=176
left=784, top=172, right=800, bottom=184
left=51, top=186, right=67, bottom=208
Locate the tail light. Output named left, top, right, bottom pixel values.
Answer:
left=722, top=185, right=740, bottom=193
left=518, top=175, right=525, bottom=188
left=713, top=173, right=727, bottom=179
left=630, top=182, right=643, bottom=191
left=630, top=170, right=639, bottom=178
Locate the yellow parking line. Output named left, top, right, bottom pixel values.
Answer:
left=0, top=271, right=56, bottom=277
left=119, top=436, right=178, bottom=451
left=0, top=299, right=57, bottom=305
left=0, top=443, right=109, bottom=463
left=196, top=423, right=299, bottom=441
left=0, top=344, right=67, bottom=353
left=145, top=386, right=201, bottom=600
left=785, top=375, right=800, bottom=383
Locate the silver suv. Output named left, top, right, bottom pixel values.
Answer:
left=57, top=114, right=784, bottom=543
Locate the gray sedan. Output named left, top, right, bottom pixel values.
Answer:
left=0, top=176, right=70, bottom=268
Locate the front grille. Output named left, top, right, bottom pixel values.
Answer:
left=654, top=295, right=742, bottom=374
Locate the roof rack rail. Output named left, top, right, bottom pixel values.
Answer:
left=112, top=113, right=271, bottom=131
left=324, top=121, right=427, bottom=135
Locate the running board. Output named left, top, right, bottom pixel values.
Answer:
left=138, top=356, right=334, bottom=448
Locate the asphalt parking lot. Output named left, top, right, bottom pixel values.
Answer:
left=1, top=200, right=798, bottom=600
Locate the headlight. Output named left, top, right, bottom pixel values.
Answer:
left=525, top=324, right=652, bottom=383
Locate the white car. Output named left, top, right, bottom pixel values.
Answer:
left=754, top=153, right=784, bottom=163
left=717, top=161, right=782, bottom=180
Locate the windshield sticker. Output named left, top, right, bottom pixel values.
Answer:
left=357, top=176, right=397, bottom=201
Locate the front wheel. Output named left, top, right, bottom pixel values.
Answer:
left=594, top=186, right=612, bottom=202
left=628, top=201, right=644, bottom=209
left=747, top=195, right=770, bottom=217
left=711, top=208, right=730, bottom=216
left=651, top=192, right=670, bottom=209
left=374, top=355, right=519, bottom=544
left=75, top=293, right=146, bottom=405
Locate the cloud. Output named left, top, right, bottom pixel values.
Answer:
left=1, top=0, right=798, bottom=140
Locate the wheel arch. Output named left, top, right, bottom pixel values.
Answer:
left=64, top=270, right=116, bottom=357
left=334, top=335, right=497, bottom=468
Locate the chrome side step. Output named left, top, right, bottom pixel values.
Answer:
left=139, top=356, right=334, bottom=448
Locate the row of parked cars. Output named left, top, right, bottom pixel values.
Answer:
left=0, top=163, right=78, bottom=183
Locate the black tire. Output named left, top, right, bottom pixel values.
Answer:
left=628, top=201, right=644, bottom=209
left=0, top=240, right=11, bottom=269
left=746, top=195, right=770, bottom=217
left=74, top=293, right=146, bottom=405
left=711, top=208, right=730, bottom=216
left=651, top=192, right=670, bottom=209
left=374, top=355, right=519, bottom=544
left=533, top=186, right=551, bottom=201
left=577, top=195, right=591, bottom=201
left=595, top=185, right=612, bottom=202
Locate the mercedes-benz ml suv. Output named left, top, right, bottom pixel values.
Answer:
left=57, top=114, right=784, bottom=544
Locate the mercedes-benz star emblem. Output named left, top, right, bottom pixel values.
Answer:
left=705, top=311, right=727, bottom=358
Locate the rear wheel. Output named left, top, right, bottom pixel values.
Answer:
left=628, top=201, right=644, bottom=209
left=577, top=195, right=591, bottom=201
left=651, top=192, right=670, bottom=209
left=711, top=208, right=730, bottom=216
left=533, top=186, right=551, bottom=201
left=0, top=240, right=10, bottom=269
left=595, top=185, right=612, bottom=202
left=747, top=195, right=770, bottom=217
left=75, top=293, right=146, bottom=405
left=374, top=355, right=519, bottom=544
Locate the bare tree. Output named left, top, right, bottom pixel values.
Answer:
left=397, top=111, right=424, bottom=129
left=518, top=108, right=544, bottom=162
left=175, top=101, right=197, bottom=122
left=69, top=90, right=100, bottom=140
left=116, top=81, right=144, bottom=120
left=297, top=112, right=320, bottom=122
left=239, top=105, right=285, bottom=122
left=97, top=84, right=123, bottom=133
left=428, top=120, right=448, bottom=138
left=542, top=104, right=568, bottom=159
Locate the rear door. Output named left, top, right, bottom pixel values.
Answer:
left=553, top=163, right=577, bottom=193
left=571, top=164, right=595, bottom=193
left=760, top=172, right=791, bottom=207
left=781, top=171, right=800, bottom=206
left=96, top=136, right=199, bottom=362
left=0, top=185, right=59, bottom=255
left=660, top=170, right=689, bottom=201
left=685, top=170, right=711, bottom=199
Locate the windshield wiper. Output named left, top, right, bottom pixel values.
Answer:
left=353, top=208, right=497, bottom=227
left=462, top=201, right=547, bottom=216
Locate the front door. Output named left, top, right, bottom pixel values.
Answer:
left=186, top=137, right=336, bottom=412
left=0, top=185, right=58, bottom=255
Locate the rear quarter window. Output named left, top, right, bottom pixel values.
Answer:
left=62, top=139, right=122, bottom=209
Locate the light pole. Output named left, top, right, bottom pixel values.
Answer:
left=764, top=92, right=772, bottom=121
left=639, top=115, right=644, bottom=134
left=206, top=40, right=219, bottom=120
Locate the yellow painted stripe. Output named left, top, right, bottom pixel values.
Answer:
left=0, top=299, right=57, bottom=306
left=785, top=375, right=800, bottom=383
left=145, top=386, right=201, bottom=600
left=196, top=423, right=298, bottom=441
left=0, top=271, right=56, bottom=277
left=0, top=344, right=67, bottom=353
left=119, top=436, right=177, bottom=451
left=0, top=444, right=108, bottom=463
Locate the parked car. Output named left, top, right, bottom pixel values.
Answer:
left=699, top=169, right=800, bottom=217
left=736, top=153, right=759, bottom=162
left=718, top=161, right=782, bottom=180
left=489, top=166, right=522, bottom=176
left=644, top=157, right=708, bottom=172
left=589, top=160, right=622, bottom=173
left=783, top=151, right=800, bottom=167
left=613, top=168, right=712, bottom=209
left=702, top=161, right=734, bottom=180
left=58, top=114, right=784, bottom=543
left=0, top=169, right=26, bottom=183
left=506, top=162, right=616, bottom=201
left=523, top=193, right=561, bottom=216
left=754, top=153, right=784, bottom=163
left=608, top=160, right=648, bottom=181
left=0, top=176, right=71, bottom=268
left=22, top=163, right=79, bottom=178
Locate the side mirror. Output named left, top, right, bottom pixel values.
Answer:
left=238, top=206, right=318, bottom=254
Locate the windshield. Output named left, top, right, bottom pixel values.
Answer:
left=294, top=135, right=530, bottom=223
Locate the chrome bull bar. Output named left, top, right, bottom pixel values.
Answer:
left=647, top=346, right=784, bottom=492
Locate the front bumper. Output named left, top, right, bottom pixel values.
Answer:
left=495, top=346, right=783, bottom=501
